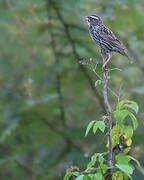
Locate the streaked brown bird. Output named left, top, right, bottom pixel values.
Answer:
left=84, top=15, right=132, bottom=68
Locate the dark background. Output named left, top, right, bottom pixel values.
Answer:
left=0, top=0, right=144, bottom=179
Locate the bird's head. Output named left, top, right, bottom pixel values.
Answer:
left=83, top=15, right=103, bottom=26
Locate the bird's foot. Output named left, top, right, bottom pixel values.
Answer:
left=102, top=64, right=108, bottom=72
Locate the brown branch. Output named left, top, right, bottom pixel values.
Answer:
left=46, top=0, right=106, bottom=114
left=49, top=31, right=66, bottom=127
left=101, top=50, right=113, bottom=168
left=56, top=74, right=66, bottom=126
left=46, top=4, right=66, bottom=127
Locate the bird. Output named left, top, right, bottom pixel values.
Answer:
left=83, top=14, right=132, bottom=69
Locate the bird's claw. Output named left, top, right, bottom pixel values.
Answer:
left=102, top=65, right=108, bottom=71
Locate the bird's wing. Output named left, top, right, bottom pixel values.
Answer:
left=99, top=25, right=126, bottom=50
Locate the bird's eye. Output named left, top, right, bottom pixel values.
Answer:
left=90, top=17, right=95, bottom=21
left=90, top=17, right=98, bottom=21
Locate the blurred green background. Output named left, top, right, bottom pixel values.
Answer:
left=0, top=0, right=144, bottom=179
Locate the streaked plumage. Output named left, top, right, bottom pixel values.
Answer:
left=84, top=15, right=131, bottom=67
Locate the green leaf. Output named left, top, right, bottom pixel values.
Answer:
left=115, top=164, right=134, bottom=175
left=88, top=174, right=96, bottom=180
left=83, top=176, right=91, bottom=180
left=125, top=101, right=139, bottom=114
left=92, top=173, right=103, bottom=180
left=102, top=152, right=109, bottom=156
left=115, top=154, right=131, bottom=164
left=87, top=153, right=99, bottom=168
left=98, top=155, right=105, bottom=165
left=128, top=113, right=138, bottom=130
left=101, top=164, right=108, bottom=174
left=76, top=175, right=84, bottom=180
left=123, top=126, right=133, bottom=139
left=112, top=125, right=124, bottom=136
left=87, top=174, right=94, bottom=179
left=97, top=121, right=105, bottom=133
left=113, top=110, right=129, bottom=124
left=93, top=122, right=98, bottom=134
left=91, top=153, right=99, bottom=161
left=123, top=173, right=130, bottom=180
left=112, top=134, right=120, bottom=148
left=123, top=147, right=131, bottom=154
left=112, top=171, right=123, bottom=180
left=73, top=172, right=80, bottom=176
left=85, top=121, right=95, bottom=137
left=95, top=173, right=103, bottom=180
left=87, top=160, right=96, bottom=168
left=95, top=80, right=101, bottom=87
left=127, top=156, right=141, bottom=167
left=63, top=172, right=73, bottom=180
left=117, top=100, right=126, bottom=110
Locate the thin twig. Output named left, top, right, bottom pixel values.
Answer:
left=90, top=61, right=119, bottom=98
left=101, top=50, right=113, bottom=168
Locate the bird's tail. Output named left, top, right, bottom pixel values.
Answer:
left=120, top=50, right=133, bottom=64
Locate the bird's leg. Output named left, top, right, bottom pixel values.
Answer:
left=102, top=53, right=112, bottom=70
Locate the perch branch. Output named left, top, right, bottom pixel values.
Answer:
left=101, top=50, right=113, bottom=168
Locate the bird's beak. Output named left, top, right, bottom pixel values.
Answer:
left=82, top=16, right=88, bottom=21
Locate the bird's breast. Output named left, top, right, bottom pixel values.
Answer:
left=89, top=26, right=100, bottom=44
